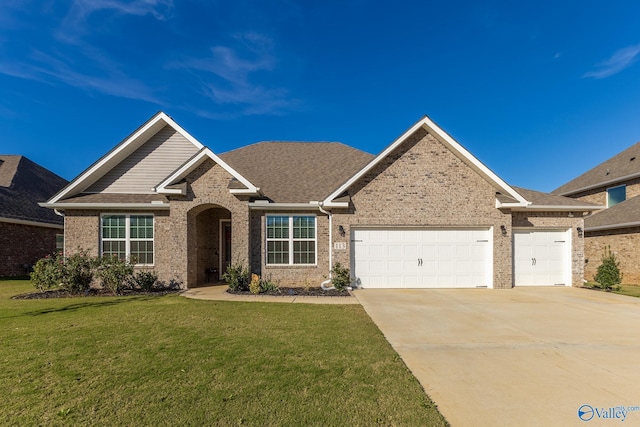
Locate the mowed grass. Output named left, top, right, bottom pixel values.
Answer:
left=584, top=282, right=640, bottom=298
left=0, top=279, right=447, bottom=426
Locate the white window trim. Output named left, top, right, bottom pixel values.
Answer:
left=100, top=213, right=155, bottom=266
left=266, top=214, right=317, bottom=266
left=606, top=184, right=626, bottom=208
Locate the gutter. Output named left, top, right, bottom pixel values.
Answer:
left=0, top=216, right=63, bottom=229
left=510, top=205, right=604, bottom=212
left=39, top=202, right=170, bottom=210
left=585, top=221, right=640, bottom=232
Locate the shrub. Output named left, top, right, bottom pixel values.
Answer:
left=331, top=262, right=351, bottom=290
left=594, top=246, right=622, bottom=291
left=31, top=252, right=65, bottom=291
left=249, top=273, right=261, bottom=294
left=129, top=270, right=159, bottom=292
left=61, top=249, right=96, bottom=293
left=260, top=276, right=279, bottom=293
left=222, top=262, right=250, bottom=292
left=96, top=256, right=134, bottom=294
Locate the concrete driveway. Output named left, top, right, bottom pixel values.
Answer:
left=354, top=287, right=640, bottom=427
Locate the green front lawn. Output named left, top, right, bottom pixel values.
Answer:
left=0, top=279, right=447, bottom=426
left=584, top=282, right=640, bottom=298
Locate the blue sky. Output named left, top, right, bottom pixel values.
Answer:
left=2, top=1, right=640, bottom=192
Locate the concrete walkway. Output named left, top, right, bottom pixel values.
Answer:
left=181, top=284, right=359, bottom=304
left=353, top=287, right=640, bottom=427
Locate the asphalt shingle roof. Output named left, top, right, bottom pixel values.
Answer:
left=553, top=141, right=640, bottom=195
left=512, top=186, right=602, bottom=208
left=584, top=196, right=640, bottom=230
left=0, top=155, right=68, bottom=225
left=219, top=142, right=375, bottom=203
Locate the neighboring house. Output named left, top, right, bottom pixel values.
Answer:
left=0, top=155, right=68, bottom=276
left=42, top=112, right=600, bottom=289
left=553, top=141, right=640, bottom=283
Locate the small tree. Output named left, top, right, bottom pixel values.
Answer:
left=330, top=262, right=351, bottom=290
left=594, top=246, right=622, bottom=291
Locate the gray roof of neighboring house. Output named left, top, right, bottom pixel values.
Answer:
left=219, top=142, right=375, bottom=203
left=0, top=155, right=68, bottom=225
left=584, top=196, right=640, bottom=230
left=553, top=140, right=640, bottom=195
left=512, top=186, right=602, bottom=208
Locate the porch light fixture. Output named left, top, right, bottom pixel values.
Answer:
left=500, top=225, right=507, bottom=236
left=338, top=225, right=346, bottom=236
left=577, top=227, right=583, bottom=238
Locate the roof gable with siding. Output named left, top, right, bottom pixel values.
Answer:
left=85, top=125, right=199, bottom=194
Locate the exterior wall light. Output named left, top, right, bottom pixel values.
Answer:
left=500, top=225, right=507, bottom=236
left=577, top=227, right=583, bottom=238
left=338, top=225, right=346, bottom=236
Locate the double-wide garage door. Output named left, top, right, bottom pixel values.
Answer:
left=352, top=228, right=492, bottom=288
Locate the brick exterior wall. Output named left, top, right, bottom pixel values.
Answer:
left=570, top=179, right=640, bottom=285
left=570, top=176, right=640, bottom=206
left=332, top=128, right=515, bottom=289
left=250, top=210, right=330, bottom=287
left=585, top=227, right=640, bottom=284
left=0, top=222, right=61, bottom=276
left=512, top=212, right=586, bottom=287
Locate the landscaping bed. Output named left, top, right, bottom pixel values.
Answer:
left=227, top=286, right=351, bottom=297
left=13, top=288, right=180, bottom=299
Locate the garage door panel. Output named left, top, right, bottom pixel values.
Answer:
left=353, top=228, right=491, bottom=289
left=514, top=230, right=569, bottom=286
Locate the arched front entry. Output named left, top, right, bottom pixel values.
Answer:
left=187, top=204, right=232, bottom=286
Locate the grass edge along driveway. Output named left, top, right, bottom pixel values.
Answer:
left=0, top=279, right=447, bottom=426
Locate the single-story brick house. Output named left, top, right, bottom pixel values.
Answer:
left=43, top=112, right=600, bottom=289
left=553, top=141, right=640, bottom=283
left=1, top=155, right=68, bottom=276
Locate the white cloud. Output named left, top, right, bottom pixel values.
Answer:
left=583, top=43, right=640, bottom=79
left=175, top=33, right=296, bottom=116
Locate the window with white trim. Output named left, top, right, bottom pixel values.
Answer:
left=607, top=185, right=626, bottom=207
left=101, top=214, right=154, bottom=265
left=266, top=215, right=316, bottom=265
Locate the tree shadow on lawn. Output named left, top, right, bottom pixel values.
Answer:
left=5, top=296, right=157, bottom=318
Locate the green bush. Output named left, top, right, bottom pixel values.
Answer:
left=594, top=246, right=622, bottom=291
left=260, top=275, right=279, bottom=293
left=30, top=252, right=65, bottom=291
left=330, top=262, right=351, bottom=290
left=96, top=256, right=134, bottom=294
left=222, top=262, right=250, bottom=292
left=129, top=271, right=159, bottom=292
left=60, top=249, right=96, bottom=293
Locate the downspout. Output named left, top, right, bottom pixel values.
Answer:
left=318, top=203, right=336, bottom=290
left=54, top=209, right=65, bottom=255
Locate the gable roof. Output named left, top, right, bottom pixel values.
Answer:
left=46, top=112, right=204, bottom=204
left=155, top=147, right=260, bottom=195
left=219, top=141, right=374, bottom=203
left=553, top=140, right=640, bottom=196
left=44, top=111, right=257, bottom=207
left=0, top=155, right=68, bottom=227
left=322, top=115, right=529, bottom=208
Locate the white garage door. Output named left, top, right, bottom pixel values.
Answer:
left=352, top=228, right=492, bottom=288
left=514, top=230, right=570, bottom=286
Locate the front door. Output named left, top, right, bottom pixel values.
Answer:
left=220, top=220, right=232, bottom=275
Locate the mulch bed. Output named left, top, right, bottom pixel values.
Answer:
left=227, top=287, right=352, bottom=297
left=13, top=289, right=181, bottom=300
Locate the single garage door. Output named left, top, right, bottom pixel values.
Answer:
left=352, top=228, right=492, bottom=288
left=513, top=229, right=570, bottom=286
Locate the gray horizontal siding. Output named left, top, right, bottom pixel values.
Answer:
left=86, top=126, right=199, bottom=193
